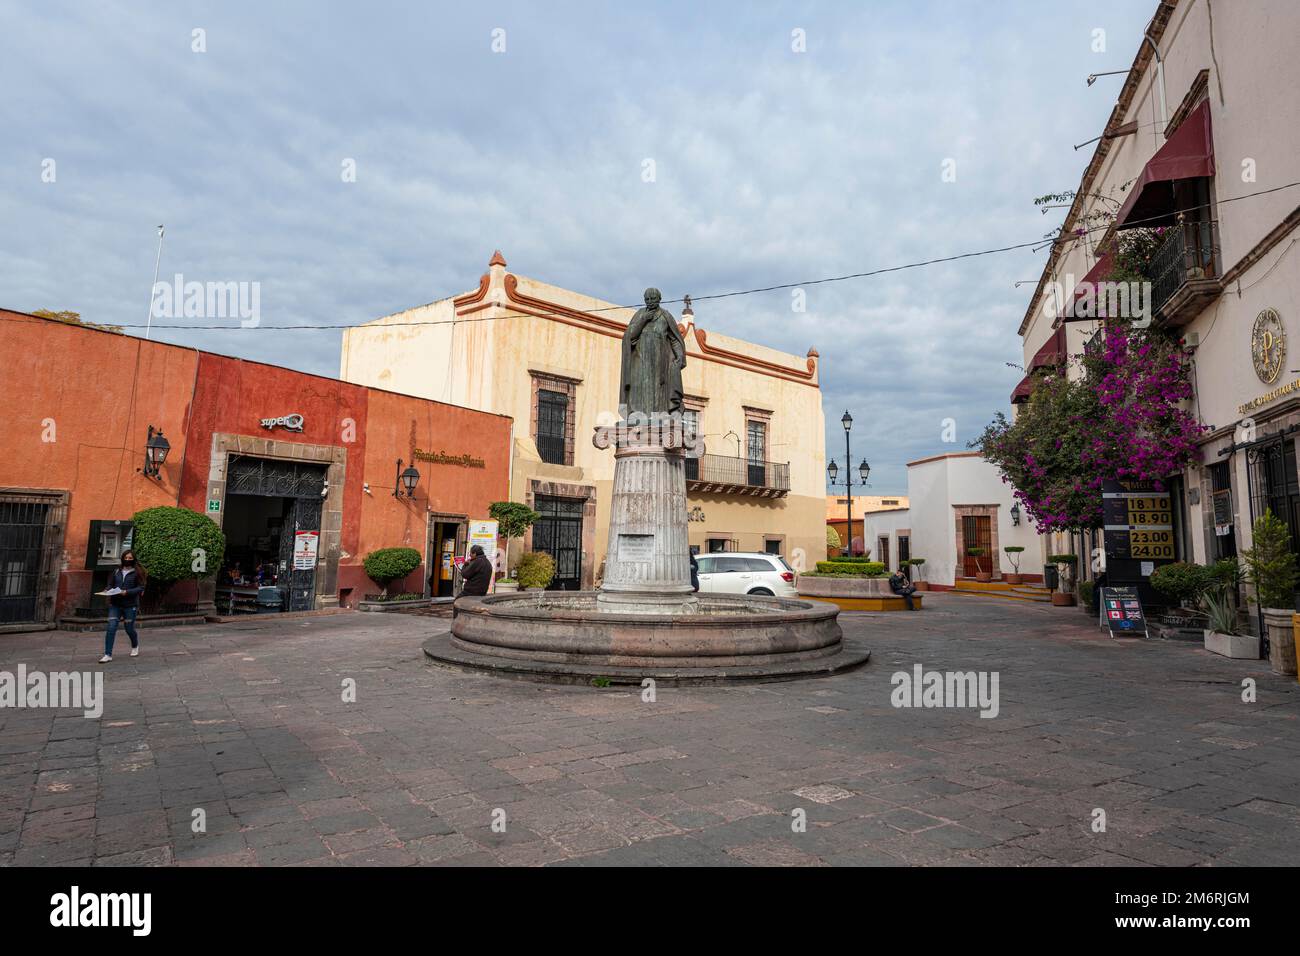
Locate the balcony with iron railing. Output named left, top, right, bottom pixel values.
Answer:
left=685, top=453, right=790, bottom=497
left=1150, top=217, right=1221, bottom=326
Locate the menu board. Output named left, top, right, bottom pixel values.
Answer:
left=1099, top=586, right=1149, bottom=638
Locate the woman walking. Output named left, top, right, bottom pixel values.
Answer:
left=100, top=550, right=147, bottom=663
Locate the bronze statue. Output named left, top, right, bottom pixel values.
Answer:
left=619, top=288, right=686, bottom=418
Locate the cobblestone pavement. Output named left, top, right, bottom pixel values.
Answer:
left=2, top=594, right=1299, bottom=867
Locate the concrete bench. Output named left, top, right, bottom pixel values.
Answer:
left=796, top=575, right=923, bottom=611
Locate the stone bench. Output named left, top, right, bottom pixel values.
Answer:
left=796, top=575, right=923, bottom=611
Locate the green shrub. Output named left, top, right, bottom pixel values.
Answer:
left=1149, top=561, right=1211, bottom=605
left=1078, top=579, right=1095, bottom=609
left=130, top=506, right=226, bottom=601
left=1047, top=553, right=1078, bottom=564
left=1243, top=510, right=1298, bottom=608
left=828, top=556, right=876, bottom=564
left=825, top=526, right=841, bottom=551
left=1003, top=545, right=1025, bottom=574
left=517, top=551, right=556, bottom=589
left=813, top=560, right=887, bottom=577
left=363, top=547, right=422, bottom=597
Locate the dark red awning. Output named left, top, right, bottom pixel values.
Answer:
left=1116, top=100, right=1214, bottom=227
left=1028, top=326, right=1067, bottom=370
left=1061, top=250, right=1115, bottom=320
left=1011, top=327, right=1067, bottom=403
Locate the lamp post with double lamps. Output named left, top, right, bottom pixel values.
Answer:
left=826, top=411, right=870, bottom=557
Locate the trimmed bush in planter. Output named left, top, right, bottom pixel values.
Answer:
left=812, top=560, right=888, bottom=577
left=906, top=558, right=928, bottom=590
left=131, top=505, right=226, bottom=608
left=516, top=551, right=556, bottom=590
left=1150, top=562, right=1212, bottom=607
left=363, top=547, right=422, bottom=598
left=1003, top=546, right=1025, bottom=584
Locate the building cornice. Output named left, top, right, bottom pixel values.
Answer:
left=457, top=271, right=821, bottom=388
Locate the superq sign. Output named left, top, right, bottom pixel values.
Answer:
left=259, top=413, right=304, bottom=432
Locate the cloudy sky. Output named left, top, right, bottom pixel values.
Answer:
left=1, top=0, right=1152, bottom=494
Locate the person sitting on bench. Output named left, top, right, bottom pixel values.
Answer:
left=889, top=568, right=918, bottom=610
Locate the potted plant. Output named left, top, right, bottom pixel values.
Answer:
left=967, top=547, right=990, bottom=583
left=1201, top=588, right=1256, bottom=659
left=516, top=551, right=556, bottom=591
left=1048, top=554, right=1077, bottom=606
left=1003, top=546, right=1025, bottom=585
left=1243, top=510, right=1298, bottom=675
left=489, top=501, right=540, bottom=583
left=494, top=571, right=520, bottom=593
left=362, top=547, right=422, bottom=600
left=1150, top=561, right=1211, bottom=621
left=1078, top=579, right=1096, bottom=615
left=907, top=558, right=928, bottom=590
left=131, top=506, right=227, bottom=613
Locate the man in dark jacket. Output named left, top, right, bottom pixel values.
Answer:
left=889, top=568, right=918, bottom=611
left=459, top=545, right=494, bottom=597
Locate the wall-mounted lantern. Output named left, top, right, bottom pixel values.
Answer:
left=394, top=459, right=420, bottom=498
left=1011, top=502, right=1022, bottom=526
left=144, top=425, right=170, bottom=479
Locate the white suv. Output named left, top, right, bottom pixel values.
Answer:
left=694, top=552, right=798, bottom=597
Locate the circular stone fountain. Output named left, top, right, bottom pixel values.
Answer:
left=423, top=590, right=869, bottom=685
left=422, top=287, right=869, bottom=685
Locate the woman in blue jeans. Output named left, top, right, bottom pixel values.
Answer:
left=100, top=550, right=147, bottom=662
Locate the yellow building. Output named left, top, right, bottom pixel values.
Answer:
left=339, top=251, right=827, bottom=588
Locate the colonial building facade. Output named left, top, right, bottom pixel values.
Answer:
left=1015, top=0, right=1300, bottom=584
left=340, top=252, right=827, bottom=589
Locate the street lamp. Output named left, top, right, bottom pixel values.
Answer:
left=827, top=411, right=867, bottom=556
left=393, top=459, right=420, bottom=498
left=143, top=426, right=170, bottom=479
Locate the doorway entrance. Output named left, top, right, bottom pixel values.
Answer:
left=223, top=457, right=327, bottom=612
left=962, top=515, right=992, bottom=577
left=532, top=494, right=583, bottom=590
left=427, top=517, right=467, bottom=597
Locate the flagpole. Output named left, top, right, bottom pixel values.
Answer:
left=145, top=224, right=164, bottom=340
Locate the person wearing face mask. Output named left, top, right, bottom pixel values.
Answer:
left=99, top=550, right=147, bottom=663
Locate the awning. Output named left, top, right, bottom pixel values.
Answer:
left=1028, top=326, right=1067, bottom=370
left=1011, top=327, right=1067, bottom=403
left=1116, top=100, right=1214, bottom=227
left=1062, top=250, right=1115, bottom=320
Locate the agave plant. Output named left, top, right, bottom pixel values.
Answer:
left=1201, top=589, right=1240, bottom=636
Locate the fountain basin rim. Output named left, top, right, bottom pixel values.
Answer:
left=456, top=591, right=836, bottom=625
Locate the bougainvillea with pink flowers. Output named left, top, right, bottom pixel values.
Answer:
left=976, top=322, right=1205, bottom=533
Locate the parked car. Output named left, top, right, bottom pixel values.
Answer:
left=694, top=552, right=797, bottom=597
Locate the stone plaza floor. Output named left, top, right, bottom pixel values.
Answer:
left=2, top=593, right=1299, bottom=867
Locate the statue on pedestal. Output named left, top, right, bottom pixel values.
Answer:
left=619, top=288, right=686, bottom=419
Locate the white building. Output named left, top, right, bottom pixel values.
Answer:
left=863, top=452, right=1045, bottom=587
left=1014, top=0, right=1300, bottom=581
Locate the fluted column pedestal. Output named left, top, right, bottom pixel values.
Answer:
left=597, top=442, right=698, bottom=615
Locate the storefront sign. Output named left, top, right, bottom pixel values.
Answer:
left=260, top=413, right=305, bottom=432
left=413, top=448, right=485, bottom=468
left=1103, top=482, right=1174, bottom=561
left=293, top=531, right=319, bottom=570
left=1212, top=489, right=1233, bottom=537
left=465, top=520, right=499, bottom=562
left=1099, top=586, right=1149, bottom=639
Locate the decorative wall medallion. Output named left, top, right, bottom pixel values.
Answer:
left=1252, top=308, right=1285, bottom=385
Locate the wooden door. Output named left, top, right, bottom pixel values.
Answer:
left=962, top=515, right=991, bottom=577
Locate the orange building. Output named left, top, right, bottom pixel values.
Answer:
left=0, top=310, right=511, bottom=625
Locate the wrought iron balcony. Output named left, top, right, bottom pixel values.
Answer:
left=685, top=453, right=790, bottom=497
left=1151, top=218, right=1221, bottom=326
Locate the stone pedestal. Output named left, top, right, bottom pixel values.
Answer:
left=597, top=441, right=698, bottom=615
